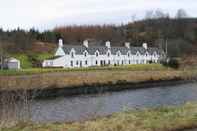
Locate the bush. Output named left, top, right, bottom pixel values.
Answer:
left=168, top=58, right=180, bottom=69
left=161, top=58, right=180, bottom=69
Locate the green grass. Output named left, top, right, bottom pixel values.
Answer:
left=11, top=53, right=53, bottom=69
left=2, top=102, right=197, bottom=131
left=0, top=64, right=169, bottom=76
left=11, top=54, right=33, bottom=69
left=31, top=53, right=53, bottom=61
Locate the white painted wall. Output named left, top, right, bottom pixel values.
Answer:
left=43, top=40, right=163, bottom=68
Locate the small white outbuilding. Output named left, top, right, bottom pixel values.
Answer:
left=7, top=57, right=21, bottom=69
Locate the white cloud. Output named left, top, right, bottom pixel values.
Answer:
left=0, top=0, right=196, bottom=30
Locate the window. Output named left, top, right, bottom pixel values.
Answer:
left=108, top=60, right=110, bottom=65
left=96, top=60, right=98, bottom=65
left=71, top=52, right=74, bottom=58
left=96, top=52, right=99, bottom=57
left=107, top=52, right=110, bottom=57
left=84, top=52, right=87, bottom=57
left=76, top=61, right=79, bottom=65
left=127, top=53, right=130, bottom=57
left=70, top=61, right=73, bottom=67
left=85, top=60, right=88, bottom=65
left=122, top=60, right=124, bottom=65
left=129, top=60, right=131, bottom=64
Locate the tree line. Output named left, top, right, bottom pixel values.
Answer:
left=0, top=9, right=196, bottom=57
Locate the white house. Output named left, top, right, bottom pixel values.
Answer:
left=42, top=39, right=165, bottom=68
left=7, top=57, right=21, bottom=69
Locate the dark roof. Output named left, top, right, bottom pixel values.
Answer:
left=62, top=45, right=86, bottom=55
left=61, top=44, right=164, bottom=56
left=111, top=47, right=129, bottom=55
left=87, top=46, right=108, bottom=55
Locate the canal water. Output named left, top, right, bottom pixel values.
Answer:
left=26, top=82, right=197, bottom=123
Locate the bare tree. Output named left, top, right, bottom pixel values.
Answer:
left=131, top=14, right=136, bottom=22
left=145, top=10, right=154, bottom=19
left=0, top=41, right=8, bottom=70
left=176, top=9, right=188, bottom=19
left=154, top=9, right=168, bottom=19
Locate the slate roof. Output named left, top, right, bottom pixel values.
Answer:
left=87, top=46, right=108, bottom=55
left=61, top=43, right=164, bottom=56
left=62, top=45, right=86, bottom=55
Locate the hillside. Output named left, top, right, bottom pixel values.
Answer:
left=0, top=18, right=197, bottom=58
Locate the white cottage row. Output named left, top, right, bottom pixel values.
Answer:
left=42, top=39, right=165, bottom=68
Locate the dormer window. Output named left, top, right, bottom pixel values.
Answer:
left=107, top=52, right=110, bottom=57
left=127, top=52, right=130, bottom=57
left=84, top=52, right=88, bottom=57
left=145, top=52, right=148, bottom=57
left=71, top=52, right=74, bottom=58
left=96, top=52, right=99, bottom=57
left=117, top=51, right=121, bottom=57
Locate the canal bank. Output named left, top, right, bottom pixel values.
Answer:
left=0, top=69, right=197, bottom=98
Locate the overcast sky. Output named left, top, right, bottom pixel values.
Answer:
left=0, top=0, right=196, bottom=30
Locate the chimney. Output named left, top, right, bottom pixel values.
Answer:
left=142, top=43, right=148, bottom=50
left=125, top=42, right=130, bottom=48
left=58, top=39, right=63, bottom=47
left=83, top=40, right=89, bottom=48
left=105, top=41, right=111, bottom=48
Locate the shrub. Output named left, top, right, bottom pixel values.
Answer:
left=168, top=58, right=180, bottom=69
left=161, top=58, right=180, bottom=69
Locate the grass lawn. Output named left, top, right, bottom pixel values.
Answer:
left=11, top=53, right=53, bottom=69
left=0, top=64, right=169, bottom=76
left=2, top=102, right=197, bottom=131
left=11, top=54, right=33, bottom=69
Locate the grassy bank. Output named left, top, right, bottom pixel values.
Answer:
left=0, top=64, right=196, bottom=91
left=2, top=102, right=197, bottom=131
left=0, top=64, right=167, bottom=76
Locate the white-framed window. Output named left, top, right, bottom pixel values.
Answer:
left=145, top=52, right=149, bottom=57
left=71, top=52, right=74, bottom=58
left=127, top=52, right=131, bottom=57
left=84, top=51, right=88, bottom=57
left=95, top=52, right=99, bottom=57
left=70, top=61, right=73, bottom=67
left=117, top=51, right=121, bottom=57
left=107, top=52, right=110, bottom=57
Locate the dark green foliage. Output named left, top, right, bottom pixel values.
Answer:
left=168, top=59, right=180, bottom=69
left=161, top=58, right=180, bottom=69
left=0, top=17, right=197, bottom=57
